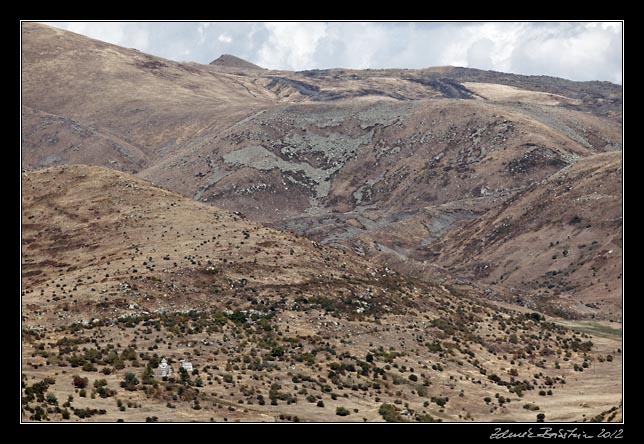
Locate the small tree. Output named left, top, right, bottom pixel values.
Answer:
left=537, top=413, right=545, bottom=422
left=179, top=367, right=190, bottom=384
left=142, top=366, right=155, bottom=385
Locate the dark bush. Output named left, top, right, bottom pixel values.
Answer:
left=336, top=407, right=350, bottom=416
left=431, top=396, right=448, bottom=407
left=121, top=372, right=139, bottom=391
left=72, top=375, right=89, bottom=389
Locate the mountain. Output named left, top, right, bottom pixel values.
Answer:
left=21, top=23, right=276, bottom=173
left=209, top=54, right=265, bottom=70
left=20, top=22, right=623, bottom=423
left=20, top=23, right=622, bottom=321
left=21, top=165, right=622, bottom=422
left=432, top=152, right=622, bottom=319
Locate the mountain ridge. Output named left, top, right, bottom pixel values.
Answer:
left=209, top=54, right=264, bottom=70
left=21, top=22, right=622, bottom=321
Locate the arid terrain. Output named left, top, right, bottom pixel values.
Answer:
left=21, top=165, right=622, bottom=423
left=21, top=23, right=622, bottom=422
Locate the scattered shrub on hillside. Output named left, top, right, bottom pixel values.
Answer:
left=336, top=407, right=350, bottom=416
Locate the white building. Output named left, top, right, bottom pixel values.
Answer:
left=156, top=358, right=173, bottom=378
left=179, top=359, right=193, bottom=372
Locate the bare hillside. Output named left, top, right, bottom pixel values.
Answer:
left=21, top=23, right=623, bottom=320
left=21, top=165, right=622, bottom=423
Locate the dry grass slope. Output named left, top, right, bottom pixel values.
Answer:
left=21, top=166, right=621, bottom=422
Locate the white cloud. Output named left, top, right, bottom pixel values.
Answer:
left=257, top=22, right=328, bottom=70
left=429, top=22, right=622, bottom=83
left=508, top=22, right=622, bottom=83
left=467, top=38, right=495, bottom=70
left=197, top=22, right=210, bottom=45
left=438, top=23, right=524, bottom=72
left=599, top=22, right=621, bottom=32
left=41, top=21, right=622, bottom=83
left=218, top=33, right=232, bottom=44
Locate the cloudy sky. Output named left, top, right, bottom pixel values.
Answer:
left=43, top=21, right=623, bottom=84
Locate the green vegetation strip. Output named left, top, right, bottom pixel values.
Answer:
left=554, top=321, right=621, bottom=339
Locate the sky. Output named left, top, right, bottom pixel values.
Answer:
left=43, top=21, right=623, bottom=84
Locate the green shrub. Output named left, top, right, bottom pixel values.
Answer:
left=378, top=403, right=404, bottom=422
left=82, top=361, right=97, bottom=372
left=46, top=393, right=57, bottom=405
left=336, top=406, right=350, bottom=416
left=270, top=346, right=285, bottom=358
left=416, top=413, right=440, bottom=422
left=74, top=407, right=106, bottom=419
left=121, top=372, right=139, bottom=391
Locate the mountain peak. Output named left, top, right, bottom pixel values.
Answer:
left=209, top=54, right=264, bottom=70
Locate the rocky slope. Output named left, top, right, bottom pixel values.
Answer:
left=431, top=152, right=622, bottom=320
